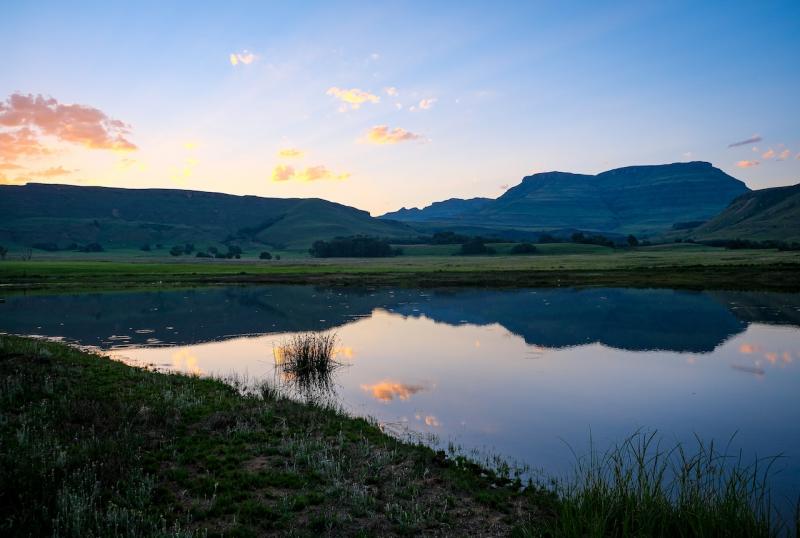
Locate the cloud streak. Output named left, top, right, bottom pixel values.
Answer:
left=728, top=135, right=762, bottom=148
left=326, top=87, right=380, bottom=109
left=271, top=164, right=350, bottom=182
left=736, top=160, right=760, bottom=168
left=277, top=148, right=304, bottom=158
left=363, top=125, right=423, bottom=144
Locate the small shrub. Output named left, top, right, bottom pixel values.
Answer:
left=259, top=251, right=272, bottom=260
left=510, top=242, right=538, bottom=255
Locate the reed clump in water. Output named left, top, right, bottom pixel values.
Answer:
left=274, top=332, right=341, bottom=398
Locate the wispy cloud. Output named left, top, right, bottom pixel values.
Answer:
left=363, top=125, right=423, bottom=144
left=326, top=87, right=380, bottom=109
left=418, top=98, right=437, bottom=110
left=0, top=93, right=136, bottom=166
left=277, top=148, right=304, bottom=158
left=27, top=165, right=74, bottom=178
left=271, top=164, right=350, bottom=182
left=385, top=86, right=398, bottom=96
left=728, top=135, right=762, bottom=148
left=736, top=159, right=760, bottom=168
left=777, top=149, right=791, bottom=160
left=229, top=50, right=256, bottom=66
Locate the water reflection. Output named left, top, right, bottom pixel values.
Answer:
left=1, top=285, right=799, bottom=504
left=2, top=286, right=799, bottom=353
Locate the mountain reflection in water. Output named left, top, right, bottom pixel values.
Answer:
left=2, top=286, right=799, bottom=353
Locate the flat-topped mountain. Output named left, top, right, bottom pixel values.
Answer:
left=381, top=162, right=750, bottom=235
left=0, top=183, right=416, bottom=250
left=382, top=197, right=492, bottom=222
left=689, top=183, right=800, bottom=243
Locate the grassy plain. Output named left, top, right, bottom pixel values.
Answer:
left=1, top=244, right=799, bottom=292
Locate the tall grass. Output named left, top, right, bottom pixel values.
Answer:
left=273, top=332, right=341, bottom=401
left=542, top=430, right=796, bottom=538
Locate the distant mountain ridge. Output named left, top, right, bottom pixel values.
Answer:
left=689, top=183, right=800, bottom=243
left=0, top=183, right=416, bottom=250
left=381, top=162, right=750, bottom=235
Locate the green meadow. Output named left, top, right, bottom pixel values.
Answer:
left=1, top=243, right=799, bottom=292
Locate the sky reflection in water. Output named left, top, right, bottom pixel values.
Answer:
left=1, top=286, right=798, bottom=502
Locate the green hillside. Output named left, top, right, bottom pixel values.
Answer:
left=0, top=183, right=416, bottom=250
left=381, top=162, right=750, bottom=236
left=689, top=183, right=800, bottom=243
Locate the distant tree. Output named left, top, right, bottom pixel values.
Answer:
left=537, top=233, right=558, bottom=244
left=226, top=245, right=243, bottom=258
left=196, top=251, right=212, bottom=258
left=155, top=243, right=164, bottom=249
left=140, top=244, right=151, bottom=251
left=32, top=242, right=59, bottom=252
left=0, top=246, right=8, bottom=260
left=259, top=251, right=272, bottom=260
left=459, top=238, right=495, bottom=255
left=571, top=232, right=586, bottom=243
left=275, top=254, right=281, bottom=260
left=510, top=242, right=538, bottom=255
left=309, top=236, right=396, bottom=258
left=184, top=243, right=195, bottom=254
left=627, top=235, right=639, bottom=247
left=21, top=248, right=33, bottom=261
left=208, top=246, right=219, bottom=255
left=79, top=243, right=104, bottom=252
left=170, top=245, right=184, bottom=256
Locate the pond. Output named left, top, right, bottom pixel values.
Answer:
left=2, top=285, right=799, bottom=504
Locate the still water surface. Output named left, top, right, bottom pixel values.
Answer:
left=2, top=285, right=799, bottom=501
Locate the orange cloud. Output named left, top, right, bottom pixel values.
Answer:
left=229, top=50, right=256, bottom=66
left=762, top=148, right=775, bottom=159
left=360, top=380, right=426, bottom=402
left=27, top=166, right=74, bottom=178
left=277, top=148, right=304, bottom=158
left=0, top=93, right=136, bottom=166
left=326, top=87, right=380, bottom=109
left=0, top=127, right=50, bottom=161
left=736, top=160, right=759, bottom=168
left=739, top=343, right=758, bottom=354
left=271, top=164, right=350, bottom=182
left=364, top=125, right=423, bottom=144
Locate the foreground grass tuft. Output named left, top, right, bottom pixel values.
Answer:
left=0, top=335, right=795, bottom=536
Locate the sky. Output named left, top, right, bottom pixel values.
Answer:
left=1, top=0, right=799, bottom=215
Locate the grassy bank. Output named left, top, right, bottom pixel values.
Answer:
left=1, top=335, right=794, bottom=537
left=1, top=245, right=800, bottom=292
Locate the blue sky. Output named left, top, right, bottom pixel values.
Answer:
left=1, top=0, right=798, bottom=214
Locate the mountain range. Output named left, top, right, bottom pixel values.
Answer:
left=0, top=162, right=797, bottom=251
left=689, top=183, right=800, bottom=243
left=0, top=183, right=415, bottom=250
left=382, top=162, right=751, bottom=235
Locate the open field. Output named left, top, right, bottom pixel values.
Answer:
left=1, top=334, right=792, bottom=537
left=1, top=244, right=800, bottom=292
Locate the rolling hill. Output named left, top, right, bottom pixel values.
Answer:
left=380, top=162, right=750, bottom=236
left=689, top=183, right=800, bottom=243
left=0, top=183, right=416, bottom=250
